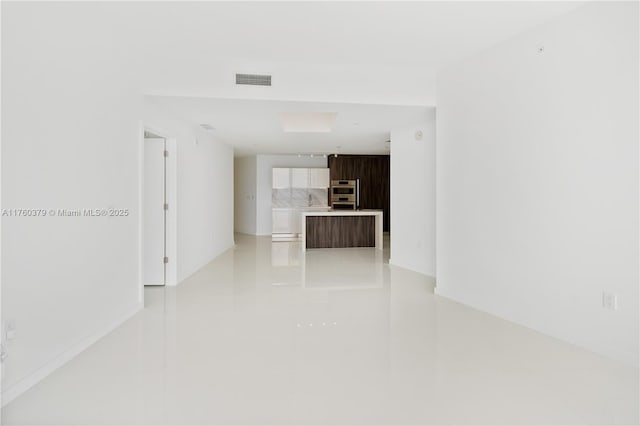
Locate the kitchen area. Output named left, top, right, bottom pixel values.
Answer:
left=271, top=167, right=332, bottom=241
left=271, top=155, right=390, bottom=250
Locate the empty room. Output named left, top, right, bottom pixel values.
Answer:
left=1, top=1, right=638, bottom=425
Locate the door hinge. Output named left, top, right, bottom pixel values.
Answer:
left=163, top=256, right=169, bottom=264
left=164, top=203, right=169, bottom=211
left=164, top=150, right=169, bottom=158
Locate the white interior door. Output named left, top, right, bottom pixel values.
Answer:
left=144, top=137, right=166, bottom=286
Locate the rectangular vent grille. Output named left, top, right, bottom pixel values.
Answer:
left=236, top=73, right=272, bottom=86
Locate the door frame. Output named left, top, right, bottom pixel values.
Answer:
left=138, top=122, right=178, bottom=302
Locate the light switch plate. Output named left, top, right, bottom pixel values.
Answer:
left=602, top=292, right=618, bottom=310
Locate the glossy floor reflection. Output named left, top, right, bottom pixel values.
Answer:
left=3, top=234, right=639, bottom=425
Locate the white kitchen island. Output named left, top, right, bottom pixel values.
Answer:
left=301, top=210, right=383, bottom=250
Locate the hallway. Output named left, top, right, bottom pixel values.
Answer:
left=3, top=235, right=638, bottom=425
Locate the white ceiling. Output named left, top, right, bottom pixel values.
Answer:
left=133, top=1, right=583, bottom=69
left=148, top=96, right=433, bottom=156
left=134, top=1, right=584, bottom=156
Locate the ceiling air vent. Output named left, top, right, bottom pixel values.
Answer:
left=235, top=73, right=272, bottom=86
left=200, top=124, right=215, bottom=131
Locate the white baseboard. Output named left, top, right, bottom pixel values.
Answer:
left=1, top=302, right=143, bottom=407
left=388, top=259, right=435, bottom=280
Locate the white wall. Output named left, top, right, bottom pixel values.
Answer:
left=436, top=2, right=639, bottom=367
left=1, top=3, right=142, bottom=402
left=145, top=60, right=436, bottom=108
left=390, top=115, right=436, bottom=276
left=143, top=99, right=234, bottom=283
left=1, top=3, right=236, bottom=404
left=255, top=155, right=327, bottom=236
left=234, top=156, right=257, bottom=235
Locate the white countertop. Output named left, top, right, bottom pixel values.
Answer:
left=301, top=209, right=383, bottom=216
left=272, top=206, right=331, bottom=211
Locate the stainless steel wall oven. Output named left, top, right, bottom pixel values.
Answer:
left=330, top=179, right=359, bottom=209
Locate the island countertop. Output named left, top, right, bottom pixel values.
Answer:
left=301, top=209, right=383, bottom=216
left=301, top=210, right=383, bottom=250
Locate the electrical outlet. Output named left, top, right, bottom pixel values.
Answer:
left=602, top=292, right=618, bottom=310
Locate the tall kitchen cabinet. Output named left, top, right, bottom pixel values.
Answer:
left=327, top=155, right=390, bottom=231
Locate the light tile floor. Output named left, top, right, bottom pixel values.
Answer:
left=3, top=234, right=639, bottom=425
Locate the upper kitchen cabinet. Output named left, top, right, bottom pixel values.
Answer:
left=273, top=167, right=330, bottom=189
left=272, top=168, right=290, bottom=189
left=309, top=168, right=330, bottom=188
left=291, top=168, right=309, bottom=188
left=291, top=168, right=329, bottom=188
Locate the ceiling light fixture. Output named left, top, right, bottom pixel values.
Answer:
left=279, top=112, right=337, bottom=133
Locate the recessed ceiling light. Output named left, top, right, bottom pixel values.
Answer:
left=279, top=112, right=337, bottom=133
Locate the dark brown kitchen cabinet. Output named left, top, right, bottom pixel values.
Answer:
left=327, top=155, right=390, bottom=231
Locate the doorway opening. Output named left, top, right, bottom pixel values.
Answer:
left=143, top=130, right=167, bottom=286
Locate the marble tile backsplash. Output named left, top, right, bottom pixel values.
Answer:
left=273, top=188, right=328, bottom=208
